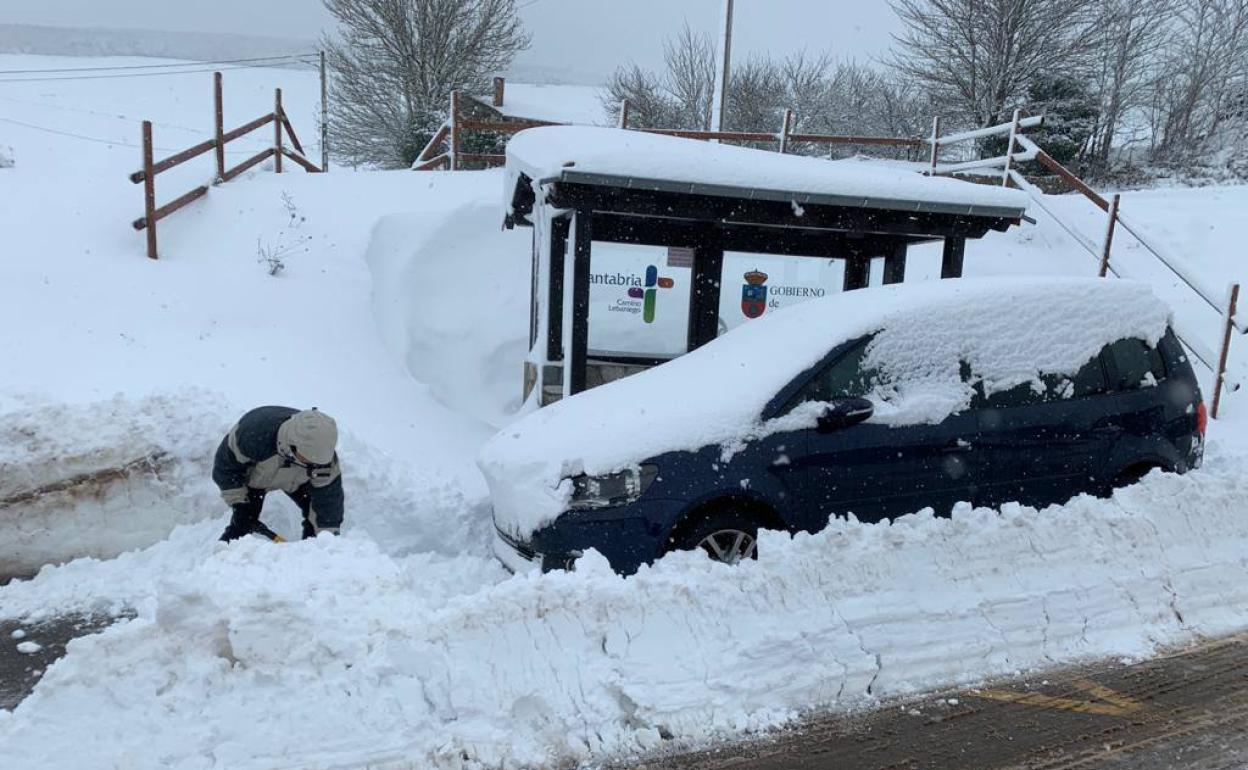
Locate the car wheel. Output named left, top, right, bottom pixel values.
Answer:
left=674, top=511, right=760, bottom=565
left=1111, top=464, right=1158, bottom=491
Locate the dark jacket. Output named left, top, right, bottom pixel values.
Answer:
left=212, top=406, right=344, bottom=532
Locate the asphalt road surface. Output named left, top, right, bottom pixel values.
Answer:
left=632, top=633, right=1248, bottom=770
left=4, top=609, right=1248, bottom=770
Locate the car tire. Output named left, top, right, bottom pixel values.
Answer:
left=672, top=510, right=760, bottom=565
left=1110, top=464, right=1158, bottom=492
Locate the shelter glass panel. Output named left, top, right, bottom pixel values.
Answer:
left=719, top=252, right=846, bottom=335
left=587, top=241, right=693, bottom=358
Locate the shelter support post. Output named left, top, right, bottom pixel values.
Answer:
left=940, top=237, right=965, bottom=278
left=567, top=211, right=593, bottom=396
left=546, top=216, right=570, bottom=363
left=883, top=242, right=907, bottom=284
left=687, top=244, right=724, bottom=351
left=843, top=255, right=870, bottom=291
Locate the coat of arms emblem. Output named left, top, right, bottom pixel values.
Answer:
left=741, top=270, right=769, bottom=319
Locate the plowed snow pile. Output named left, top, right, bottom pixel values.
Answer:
left=2, top=436, right=1246, bottom=769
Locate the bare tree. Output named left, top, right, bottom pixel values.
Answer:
left=1084, top=0, right=1173, bottom=166
left=889, top=0, right=1100, bottom=128
left=602, top=23, right=717, bottom=131
left=323, top=0, right=529, bottom=168
left=724, top=56, right=785, bottom=134
left=602, top=64, right=672, bottom=128
left=1149, top=0, right=1248, bottom=159
left=662, top=23, right=718, bottom=130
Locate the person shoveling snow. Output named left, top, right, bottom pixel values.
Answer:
left=212, top=407, right=344, bottom=542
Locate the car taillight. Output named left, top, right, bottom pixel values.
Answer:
left=1196, top=400, right=1207, bottom=436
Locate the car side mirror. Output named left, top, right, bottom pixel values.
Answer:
left=816, top=397, right=874, bottom=432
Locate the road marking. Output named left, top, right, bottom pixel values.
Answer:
left=973, top=679, right=1145, bottom=717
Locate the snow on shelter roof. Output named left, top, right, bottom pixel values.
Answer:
left=505, top=126, right=1030, bottom=220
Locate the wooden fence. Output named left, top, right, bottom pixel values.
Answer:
left=412, top=88, right=925, bottom=171
left=944, top=111, right=1245, bottom=418
left=130, top=71, right=322, bottom=260
left=417, top=87, right=1242, bottom=417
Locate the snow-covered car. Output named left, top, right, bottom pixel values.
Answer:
left=479, top=278, right=1205, bottom=574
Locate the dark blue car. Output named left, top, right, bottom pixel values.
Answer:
left=486, top=282, right=1205, bottom=575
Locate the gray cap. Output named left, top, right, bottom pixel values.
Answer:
left=278, top=409, right=338, bottom=465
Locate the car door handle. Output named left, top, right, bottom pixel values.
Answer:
left=942, top=439, right=973, bottom=453
left=1092, top=425, right=1122, bottom=436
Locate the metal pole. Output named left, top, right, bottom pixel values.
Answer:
left=274, top=88, right=283, bottom=173
left=710, top=0, right=734, bottom=134
left=450, top=89, right=461, bottom=171
left=778, top=108, right=793, bottom=154
left=142, top=120, right=157, bottom=260
left=1098, top=194, right=1120, bottom=278
left=213, top=72, right=225, bottom=182
left=1212, top=282, right=1240, bottom=420
left=927, top=115, right=941, bottom=175
left=320, top=50, right=329, bottom=171
left=1001, top=108, right=1022, bottom=186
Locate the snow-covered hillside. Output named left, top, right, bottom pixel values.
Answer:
left=3, top=54, right=1248, bottom=770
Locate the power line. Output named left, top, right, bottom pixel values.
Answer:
left=0, top=59, right=317, bottom=84
left=0, top=116, right=290, bottom=155
left=0, top=53, right=319, bottom=76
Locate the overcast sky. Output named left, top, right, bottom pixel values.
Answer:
left=1, top=1, right=903, bottom=82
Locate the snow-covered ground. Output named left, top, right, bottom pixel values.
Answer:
left=2, top=54, right=1248, bottom=770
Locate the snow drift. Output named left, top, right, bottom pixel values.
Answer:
left=2, top=450, right=1246, bottom=769
left=0, top=393, right=492, bottom=577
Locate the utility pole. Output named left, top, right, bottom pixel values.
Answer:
left=319, top=50, right=329, bottom=171
left=710, top=0, right=734, bottom=134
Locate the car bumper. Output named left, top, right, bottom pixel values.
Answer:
left=491, top=503, right=678, bottom=575
left=492, top=528, right=542, bottom=574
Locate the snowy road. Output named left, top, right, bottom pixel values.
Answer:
left=7, top=617, right=1248, bottom=769
left=0, top=612, right=122, bottom=711
left=643, top=633, right=1248, bottom=770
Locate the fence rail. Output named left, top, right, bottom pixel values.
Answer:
left=129, top=72, right=321, bottom=260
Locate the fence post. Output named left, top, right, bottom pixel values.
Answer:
left=141, top=121, right=158, bottom=260
left=213, top=72, right=225, bottom=182
left=927, top=115, right=941, bottom=175
left=619, top=98, right=631, bottom=130
left=1001, top=108, right=1022, bottom=186
left=778, top=108, right=793, bottom=154
left=1098, top=193, right=1121, bottom=278
left=274, top=88, right=283, bottom=174
left=450, top=89, right=461, bottom=171
left=1212, top=282, right=1240, bottom=420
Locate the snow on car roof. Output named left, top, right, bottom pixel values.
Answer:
left=480, top=277, right=1171, bottom=538
left=506, top=126, right=1030, bottom=218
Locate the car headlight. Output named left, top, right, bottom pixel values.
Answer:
left=568, top=464, right=659, bottom=510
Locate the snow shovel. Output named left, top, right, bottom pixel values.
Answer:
left=250, top=522, right=286, bottom=543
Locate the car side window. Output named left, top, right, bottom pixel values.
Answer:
left=968, top=354, right=1108, bottom=409
left=782, top=336, right=877, bottom=413
left=1105, top=338, right=1167, bottom=390
left=1040, top=355, right=1109, bottom=399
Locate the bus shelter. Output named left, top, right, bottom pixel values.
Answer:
left=503, top=127, right=1030, bottom=408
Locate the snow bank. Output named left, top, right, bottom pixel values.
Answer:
left=481, top=277, right=1171, bottom=539
left=2, top=455, right=1246, bottom=769
left=365, top=203, right=530, bottom=427
left=506, top=126, right=1029, bottom=214
left=0, top=393, right=225, bottom=575
left=0, top=393, right=492, bottom=577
